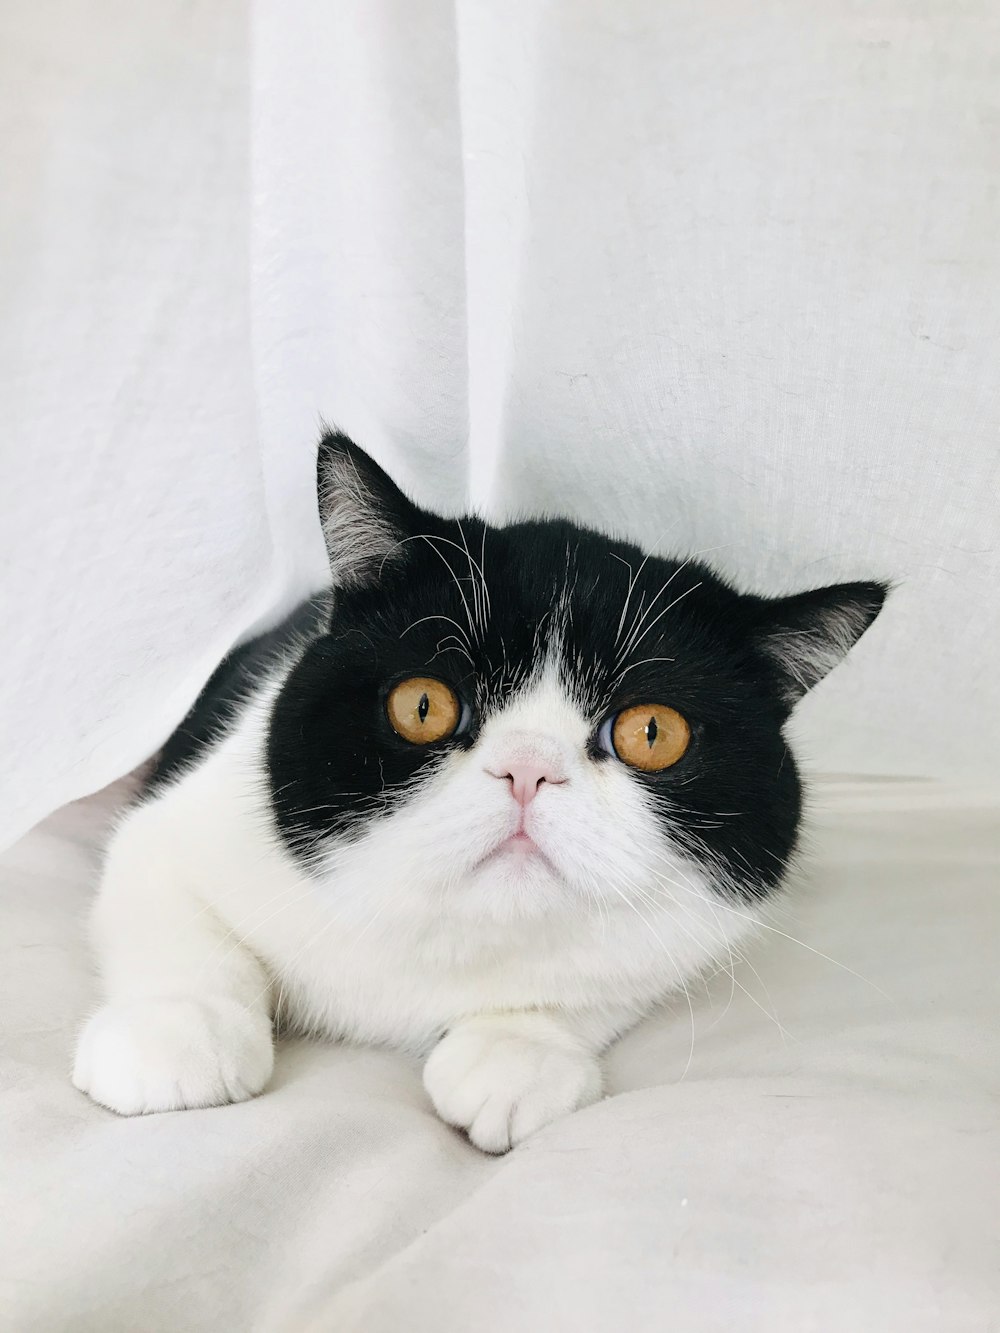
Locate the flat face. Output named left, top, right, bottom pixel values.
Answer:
left=268, top=516, right=802, bottom=921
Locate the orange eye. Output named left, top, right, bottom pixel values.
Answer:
left=611, top=704, right=691, bottom=772
left=386, top=677, right=461, bottom=744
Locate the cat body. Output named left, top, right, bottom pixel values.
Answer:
left=73, top=436, right=886, bottom=1151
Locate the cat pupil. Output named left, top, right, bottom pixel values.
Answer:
left=418, top=692, right=430, bottom=723
left=646, top=715, right=657, bottom=748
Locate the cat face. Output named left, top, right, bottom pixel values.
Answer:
left=267, top=435, right=886, bottom=927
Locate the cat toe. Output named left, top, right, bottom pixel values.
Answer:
left=72, top=996, right=273, bottom=1116
left=424, top=1018, right=602, bottom=1153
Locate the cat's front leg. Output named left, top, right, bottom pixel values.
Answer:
left=423, top=1011, right=614, bottom=1153
left=72, top=798, right=275, bottom=1116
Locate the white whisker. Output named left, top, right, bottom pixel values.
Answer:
left=400, top=613, right=473, bottom=649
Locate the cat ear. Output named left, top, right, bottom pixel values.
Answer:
left=752, top=581, right=889, bottom=707
left=316, top=432, right=418, bottom=589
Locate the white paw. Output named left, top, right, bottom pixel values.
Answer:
left=72, top=996, right=274, bottom=1116
left=423, top=1016, right=602, bottom=1153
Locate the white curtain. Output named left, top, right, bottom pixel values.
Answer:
left=3, top=0, right=999, bottom=849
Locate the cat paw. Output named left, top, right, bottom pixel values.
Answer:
left=423, top=1016, right=602, bottom=1153
left=72, top=996, right=274, bottom=1116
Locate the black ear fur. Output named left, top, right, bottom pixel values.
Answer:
left=752, top=581, right=889, bottom=706
left=316, top=432, right=419, bottom=589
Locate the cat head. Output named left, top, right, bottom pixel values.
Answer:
left=267, top=433, right=886, bottom=930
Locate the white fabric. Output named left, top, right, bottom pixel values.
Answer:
left=3, top=2, right=1000, bottom=849
left=1, top=778, right=997, bottom=1330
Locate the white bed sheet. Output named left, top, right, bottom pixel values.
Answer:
left=1, top=779, right=997, bottom=1331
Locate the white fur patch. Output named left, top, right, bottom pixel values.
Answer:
left=75, top=664, right=758, bottom=1141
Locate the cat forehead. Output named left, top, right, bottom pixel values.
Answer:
left=340, top=524, right=740, bottom=719
left=389, top=519, right=718, bottom=633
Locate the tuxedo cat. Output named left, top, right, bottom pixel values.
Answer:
left=73, top=434, right=886, bottom=1152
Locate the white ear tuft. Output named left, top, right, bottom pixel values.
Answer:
left=316, top=433, right=416, bottom=590
left=754, top=582, right=889, bottom=706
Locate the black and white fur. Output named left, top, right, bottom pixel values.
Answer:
left=73, top=435, right=887, bottom=1152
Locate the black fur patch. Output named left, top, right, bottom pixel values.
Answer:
left=148, top=595, right=331, bottom=792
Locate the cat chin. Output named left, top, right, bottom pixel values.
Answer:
left=457, top=846, right=578, bottom=921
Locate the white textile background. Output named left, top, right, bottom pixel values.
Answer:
left=3, top=0, right=1000, bottom=849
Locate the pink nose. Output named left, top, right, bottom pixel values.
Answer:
left=492, top=761, right=565, bottom=807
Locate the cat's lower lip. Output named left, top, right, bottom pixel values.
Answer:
left=480, top=830, right=547, bottom=865
left=494, top=833, right=538, bottom=856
